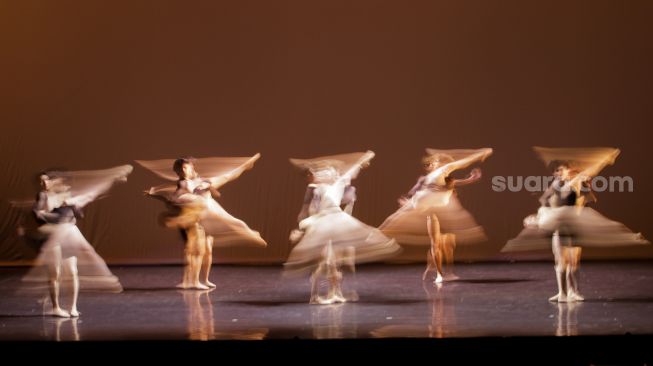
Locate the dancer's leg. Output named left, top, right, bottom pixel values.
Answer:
left=549, top=231, right=568, bottom=302
left=427, top=214, right=444, bottom=284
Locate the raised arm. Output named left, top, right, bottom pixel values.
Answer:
left=66, top=179, right=118, bottom=208
left=568, top=149, right=620, bottom=190
left=208, top=153, right=261, bottom=189
left=340, top=150, right=375, bottom=183
left=451, top=168, right=482, bottom=187
left=66, top=189, right=105, bottom=208
left=65, top=165, right=133, bottom=208
left=141, top=182, right=179, bottom=204
left=440, top=148, right=493, bottom=175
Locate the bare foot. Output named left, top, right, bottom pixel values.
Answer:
left=317, top=297, right=336, bottom=305
left=176, top=282, right=191, bottom=289
left=434, top=274, right=443, bottom=284
left=202, top=280, right=216, bottom=288
left=568, top=291, right=584, bottom=302
left=313, top=294, right=345, bottom=305
left=51, top=308, right=70, bottom=318
left=549, top=293, right=568, bottom=303
left=69, top=309, right=80, bottom=317
left=192, top=283, right=210, bottom=290
left=444, top=273, right=460, bottom=281
left=332, top=295, right=347, bottom=303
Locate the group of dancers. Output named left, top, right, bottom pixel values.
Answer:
left=12, top=147, right=649, bottom=317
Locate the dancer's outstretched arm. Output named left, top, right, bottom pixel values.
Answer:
left=65, top=165, right=134, bottom=208
left=568, top=150, right=619, bottom=194
left=452, top=168, right=482, bottom=187
left=208, top=153, right=261, bottom=189
left=439, top=148, right=492, bottom=175
left=340, top=150, right=375, bottom=183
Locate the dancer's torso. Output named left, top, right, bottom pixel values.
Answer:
left=548, top=179, right=577, bottom=207
left=42, top=191, right=78, bottom=224
left=313, top=180, right=348, bottom=213
left=411, top=167, right=453, bottom=207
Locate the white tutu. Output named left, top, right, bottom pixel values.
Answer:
left=380, top=193, right=486, bottom=246
left=284, top=207, right=400, bottom=275
left=503, top=206, right=649, bottom=252
left=22, top=223, right=122, bottom=292
left=165, top=196, right=266, bottom=247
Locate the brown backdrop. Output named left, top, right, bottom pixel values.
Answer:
left=1, top=0, right=652, bottom=265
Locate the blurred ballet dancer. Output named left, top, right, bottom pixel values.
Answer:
left=380, top=148, right=492, bottom=284
left=138, top=154, right=266, bottom=290
left=285, top=151, right=400, bottom=304
left=18, top=165, right=132, bottom=317
left=294, top=163, right=360, bottom=300
left=503, top=147, right=649, bottom=302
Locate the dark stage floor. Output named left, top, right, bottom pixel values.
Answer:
left=1, top=261, right=653, bottom=342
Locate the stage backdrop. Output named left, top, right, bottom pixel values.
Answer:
left=1, top=0, right=652, bottom=265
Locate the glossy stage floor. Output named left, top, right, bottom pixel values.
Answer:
left=1, top=261, right=652, bottom=362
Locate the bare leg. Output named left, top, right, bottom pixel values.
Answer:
left=201, top=234, right=216, bottom=288
left=565, top=246, right=584, bottom=302
left=422, top=247, right=436, bottom=281
left=325, top=253, right=346, bottom=305
left=47, top=247, right=69, bottom=318
left=310, top=244, right=329, bottom=304
left=190, top=225, right=208, bottom=290
left=179, top=224, right=209, bottom=290
left=314, top=240, right=346, bottom=304
left=178, top=253, right=192, bottom=289
left=323, top=269, right=345, bottom=304
left=427, top=214, right=444, bottom=284
left=327, top=242, right=346, bottom=304
left=177, top=229, right=194, bottom=289
left=549, top=231, right=568, bottom=302
left=340, top=246, right=359, bottom=301
left=64, top=256, right=80, bottom=317
left=442, top=234, right=459, bottom=281
left=309, top=266, right=323, bottom=304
